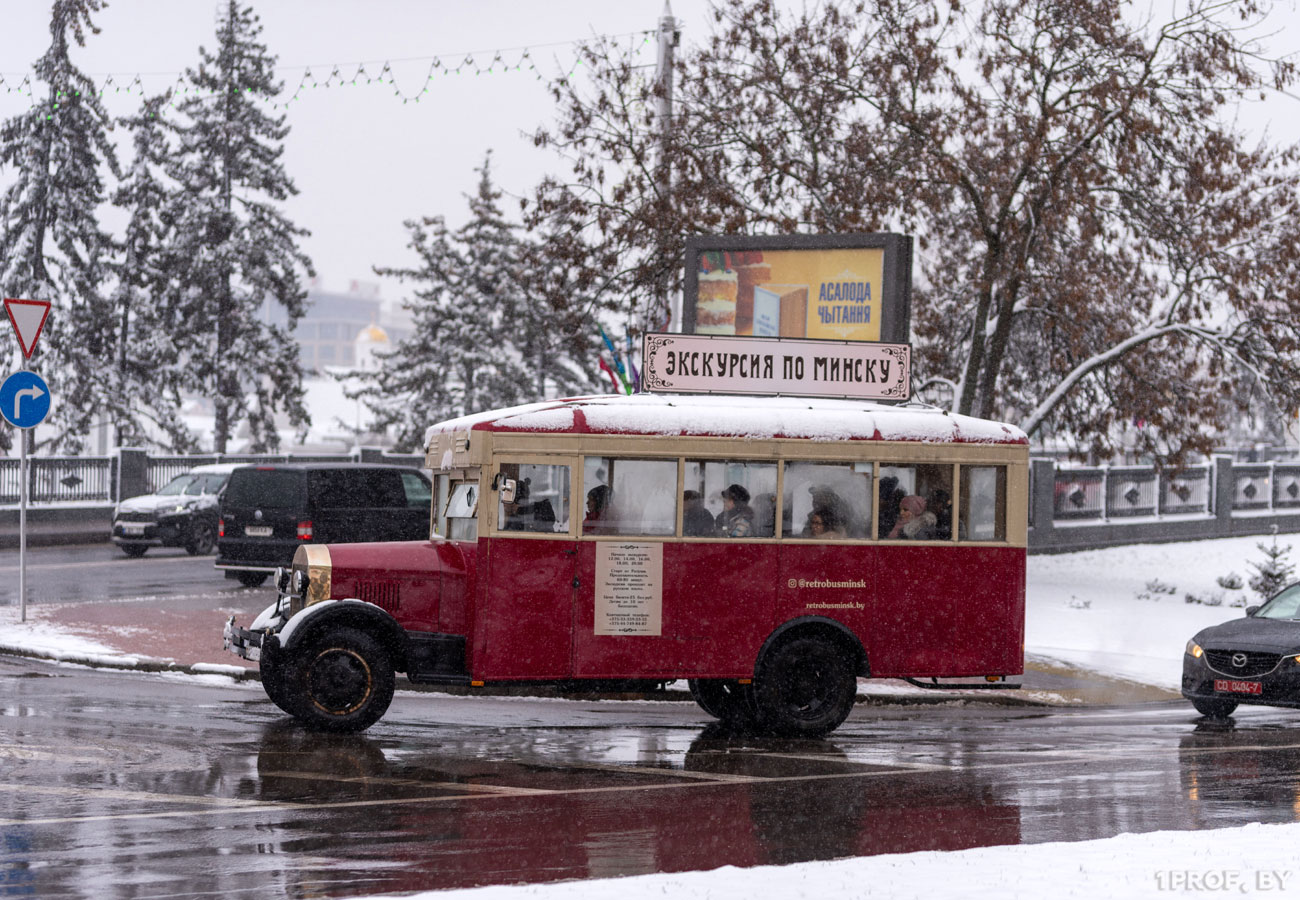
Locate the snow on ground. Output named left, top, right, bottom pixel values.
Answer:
left=2, top=532, right=1299, bottom=899
left=351, top=821, right=1300, bottom=900
left=1025, top=533, right=1285, bottom=689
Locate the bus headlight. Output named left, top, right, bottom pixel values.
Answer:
left=288, top=544, right=332, bottom=615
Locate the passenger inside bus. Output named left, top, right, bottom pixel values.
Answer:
left=584, top=484, right=611, bottom=534
left=804, top=505, right=847, bottom=539
left=887, top=494, right=938, bottom=540
left=499, top=478, right=551, bottom=532
left=717, top=484, right=756, bottom=537
left=930, top=487, right=954, bottom=540
left=878, top=475, right=905, bottom=537
left=682, top=490, right=715, bottom=536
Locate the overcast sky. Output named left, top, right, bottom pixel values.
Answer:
left=2, top=0, right=1299, bottom=301
left=0, top=0, right=712, bottom=296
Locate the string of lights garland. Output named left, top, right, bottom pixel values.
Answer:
left=0, top=30, right=654, bottom=118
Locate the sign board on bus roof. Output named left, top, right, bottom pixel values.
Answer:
left=681, top=233, right=912, bottom=344
left=641, top=333, right=911, bottom=402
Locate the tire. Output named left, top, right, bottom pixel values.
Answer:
left=286, top=627, right=395, bottom=733
left=688, top=679, right=756, bottom=725
left=259, top=643, right=301, bottom=717
left=751, top=635, right=857, bottom=737
left=237, top=571, right=270, bottom=588
left=1191, top=697, right=1238, bottom=718
left=119, top=544, right=148, bottom=558
left=186, top=520, right=217, bottom=556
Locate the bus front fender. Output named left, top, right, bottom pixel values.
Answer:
left=278, top=599, right=409, bottom=669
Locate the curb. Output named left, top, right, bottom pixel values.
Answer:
left=0, top=643, right=261, bottom=681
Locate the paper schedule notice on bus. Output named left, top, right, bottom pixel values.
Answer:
left=594, top=543, right=664, bottom=636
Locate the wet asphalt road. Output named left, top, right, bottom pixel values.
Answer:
left=5, top=653, right=1300, bottom=900
left=0, top=542, right=235, bottom=609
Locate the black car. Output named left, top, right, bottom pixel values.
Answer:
left=1182, top=582, right=1300, bottom=718
left=111, top=463, right=239, bottom=557
left=215, top=463, right=433, bottom=587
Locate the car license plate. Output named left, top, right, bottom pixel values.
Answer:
left=244, top=526, right=273, bottom=538
left=1214, top=679, right=1262, bottom=695
left=121, top=523, right=146, bottom=536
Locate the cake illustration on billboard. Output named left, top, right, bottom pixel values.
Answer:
left=696, top=251, right=739, bottom=334
left=752, top=284, right=809, bottom=337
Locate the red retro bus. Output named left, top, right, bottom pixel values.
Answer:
left=225, top=392, right=1028, bottom=736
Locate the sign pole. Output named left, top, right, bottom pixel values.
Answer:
left=18, top=392, right=26, bottom=623
left=2, top=298, right=53, bottom=623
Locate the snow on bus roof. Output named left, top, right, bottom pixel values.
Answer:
left=425, top=394, right=1027, bottom=445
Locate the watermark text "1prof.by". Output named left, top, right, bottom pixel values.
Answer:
left=1155, top=870, right=1293, bottom=892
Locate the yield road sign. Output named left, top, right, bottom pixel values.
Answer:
left=0, top=370, right=50, bottom=429
left=3, top=298, right=51, bottom=360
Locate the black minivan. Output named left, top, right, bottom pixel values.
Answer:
left=216, top=463, right=433, bottom=586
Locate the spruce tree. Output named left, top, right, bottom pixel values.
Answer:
left=352, top=155, right=598, bottom=451
left=109, top=93, right=196, bottom=450
left=165, top=0, right=311, bottom=453
left=1249, top=529, right=1296, bottom=604
left=0, top=0, right=120, bottom=452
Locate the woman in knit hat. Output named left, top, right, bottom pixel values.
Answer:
left=886, top=494, right=937, bottom=540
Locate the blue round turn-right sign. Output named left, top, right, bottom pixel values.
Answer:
left=0, top=370, right=51, bottom=429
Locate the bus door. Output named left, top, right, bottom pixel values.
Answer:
left=570, top=455, right=682, bottom=676
left=478, top=459, right=578, bottom=679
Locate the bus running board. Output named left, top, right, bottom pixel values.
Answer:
left=902, top=677, right=1023, bottom=691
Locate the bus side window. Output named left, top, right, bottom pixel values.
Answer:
left=782, top=462, right=873, bottom=539
left=879, top=464, right=954, bottom=541
left=583, top=457, right=676, bottom=536
left=498, top=463, right=571, bottom=534
left=684, top=460, right=777, bottom=538
left=960, top=466, right=1006, bottom=541
left=445, top=482, right=479, bottom=542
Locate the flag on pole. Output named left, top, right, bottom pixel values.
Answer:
left=625, top=333, right=640, bottom=392
left=598, top=358, right=621, bottom=393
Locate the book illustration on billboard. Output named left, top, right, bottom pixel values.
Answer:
left=752, top=284, right=808, bottom=338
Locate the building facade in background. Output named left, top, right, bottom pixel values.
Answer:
left=261, top=280, right=412, bottom=373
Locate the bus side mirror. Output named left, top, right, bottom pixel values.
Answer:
left=499, top=477, right=517, bottom=503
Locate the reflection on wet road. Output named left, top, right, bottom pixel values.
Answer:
left=4, top=656, right=1300, bottom=898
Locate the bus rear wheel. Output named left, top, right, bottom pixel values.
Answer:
left=752, top=636, right=856, bottom=737
left=289, top=628, right=395, bottom=733
left=688, top=679, right=755, bottom=725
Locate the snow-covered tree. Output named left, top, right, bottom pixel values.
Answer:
left=353, top=154, right=599, bottom=451
left=108, top=93, right=197, bottom=451
left=0, top=0, right=121, bottom=452
left=164, top=0, right=311, bottom=453
left=1249, top=528, right=1295, bottom=603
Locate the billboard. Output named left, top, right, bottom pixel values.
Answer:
left=681, top=233, right=912, bottom=344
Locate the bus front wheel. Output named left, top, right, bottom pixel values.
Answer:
left=752, top=636, right=856, bottom=737
left=289, top=627, right=395, bottom=733
left=688, top=679, right=755, bottom=725
left=259, top=642, right=301, bottom=717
